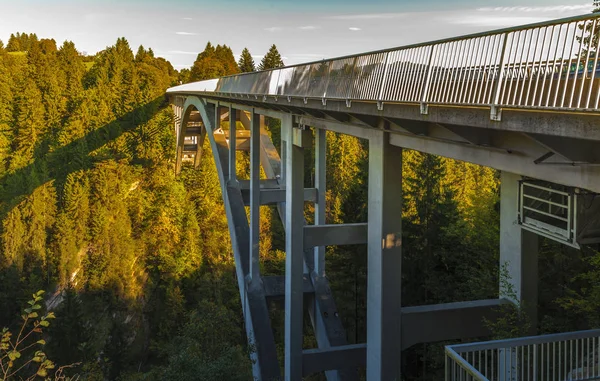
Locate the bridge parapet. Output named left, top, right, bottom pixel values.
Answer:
left=172, top=13, right=600, bottom=120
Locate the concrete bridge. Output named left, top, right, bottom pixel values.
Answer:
left=167, top=13, right=600, bottom=381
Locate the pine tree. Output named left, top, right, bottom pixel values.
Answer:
left=189, top=42, right=239, bottom=81
left=6, top=33, right=20, bottom=51
left=10, top=78, right=45, bottom=170
left=214, top=44, right=239, bottom=75
left=258, top=44, right=284, bottom=70
left=238, top=47, right=255, bottom=72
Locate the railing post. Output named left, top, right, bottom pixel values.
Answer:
left=490, top=32, right=509, bottom=121
left=420, top=45, right=437, bottom=115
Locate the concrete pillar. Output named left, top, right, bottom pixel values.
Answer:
left=500, top=171, right=539, bottom=331
left=175, top=106, right=185, bottom=175
left=284, top=115, right=304, bottom=381
left=229, top=106, right=237, bottom=182
left=367, top=131, right=403, bottom=381
left=193, top=129, right=206, bottom=168
left=314, top=128, right=327, bottom=277
left=250, top=110, right=261, bottom=282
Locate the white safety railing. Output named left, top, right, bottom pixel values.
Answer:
left=170, top=13, right=600, bottom=118
left=446, top=330, right=600, bottom=381
left=518, top=181, right=578, bottom=247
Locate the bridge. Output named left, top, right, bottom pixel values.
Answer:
left=167, top=13, right=600, bottom=381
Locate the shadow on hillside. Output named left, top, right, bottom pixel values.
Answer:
left=0, top=96, right=167, bottom=216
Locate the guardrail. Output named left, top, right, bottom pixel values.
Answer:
left=445, top=329, right=600, bottom=381
left=169, top=13, right=600, bottom=119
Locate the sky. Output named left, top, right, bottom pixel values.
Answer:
left=0, top=0, right=594, bottom=69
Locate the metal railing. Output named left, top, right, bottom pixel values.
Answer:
left=446, top=329, right=600, bottom=381
left=170, top=13, right=600, bottom=117
left=518, top=181, right=578, bottom=247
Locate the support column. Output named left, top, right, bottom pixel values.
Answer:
left=250, top=110, right=261, bottom=282
left=284, top=115, right=304, bottom=381
left=500, top=171, right=539, bottom=331
left=229, top=106, right=237, bottom=182
left=314, top=128, right=327, bottom=277
left=367, top=131, right=402, bottom=381
left=175, top=106, right=185, bottom=175
left=194, top=129, right=206, bottom=168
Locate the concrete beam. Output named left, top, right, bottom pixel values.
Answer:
left=525, top=133, right=600, bottom=164
left=296, top=115, right=375, bottom=140
left=304, top=223, right=368, bottom=248
left=183, top=143, right=198, bottom=152
left=241, top=188, right=317, bottom=206
left=303, top=344, right=367, bottom=377
left=263, top=275, right=315, bottom=299
left=389, top=132, right=600, bottom=193
left=401, top=299, right=510, bottom=349
left=185, top=126, right=203, bottom=135
left=239, top=179, right=280, bottom=190
left=301, top=299, right=511, bottom=375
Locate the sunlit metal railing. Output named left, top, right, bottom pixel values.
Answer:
left=184, top=13, right=600, bottom=118
left=445, top=330, right=600, bottom=381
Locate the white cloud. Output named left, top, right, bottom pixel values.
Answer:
left=299, top=25, right=320, bottom=30
left=264, top=26, right=283, bottom=32
left=449, top=15, right=550, bottom=27
left=327, top=13, right=408, bottom=20
left=349, top=27, right=362, bottom=31
left=168, top=50, right=198, bottom=55
left=175, top=31, right=198, bottom=36
left=477, top=4, right=590, bottom=13
left=182, top=17, right=193, bottom=20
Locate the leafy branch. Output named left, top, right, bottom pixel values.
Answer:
left=0, top=290, right=56, bottom=381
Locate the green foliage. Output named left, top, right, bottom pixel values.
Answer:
left=258, top=44, right=284, bottom=70
left=484, top=263, right=531, bottom=339
left=0, top=290, right=60, bottom=381
left=189, top=42, right=239, bottom=82
left=137, top=302, right=252, bottom=381
left=237, top=47, right=255, bottom=73
left=6, top=33, right=39, bottom=52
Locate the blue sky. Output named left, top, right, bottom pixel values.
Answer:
left=0, top=0, right=594, bottom=69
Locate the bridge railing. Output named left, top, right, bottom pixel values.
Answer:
left=210, top=13, right=600, bottom=116
left=445, top=329, right=600, bottom=381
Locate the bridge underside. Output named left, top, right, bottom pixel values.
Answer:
left=181, top=94, right=600, bottom=194
left=170, top=95, right=562, bottom=380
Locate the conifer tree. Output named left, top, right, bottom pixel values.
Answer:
left=238, top=47, right=255, bottom=72
left=258, top=44, right=284, bottom=70
left=6, top=33, right=20, bottom=51
left=10, top=79, right=45, bottom=170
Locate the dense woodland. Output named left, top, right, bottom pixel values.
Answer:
left=0, top=29, right=599, bottom=381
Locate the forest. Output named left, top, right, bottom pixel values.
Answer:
left=0, top=28, right=599, bottom=381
